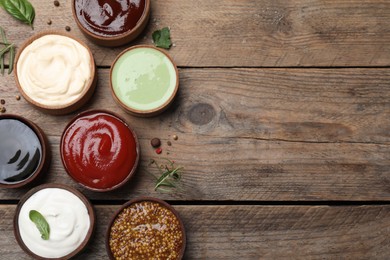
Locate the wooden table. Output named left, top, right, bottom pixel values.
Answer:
left=1, top=0, right=389, bottom=259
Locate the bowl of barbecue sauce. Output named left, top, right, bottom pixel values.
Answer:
left=72, top=0, right=151, bottom=47
left=0, top=115, right=50, bottom=188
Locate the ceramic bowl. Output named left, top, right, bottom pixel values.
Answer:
left=0, top=114, right=50, bottom=188
left=60, top=110, right=140, bottom=192
left=14, top=31, right=97, bottom=115
left=106, top=197, right=186, bottom=259
left=110, top=45, right=179, bottom=117
left=14, top=183, right=95, bottom=259
left=72, top=0, right=151, bottom=47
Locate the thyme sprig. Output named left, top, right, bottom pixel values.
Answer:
left=148, top=159, right=183, bottom=192
left=0, top=26, right=15, bottom=75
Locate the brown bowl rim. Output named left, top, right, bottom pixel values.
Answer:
left=13, top=183, right=95, bottom=260
left=60, top=109, right=140, bottom=192
left=0, top=114, right=51, bottom=188
left=109, top=45, right=179, bottom=117
left=13, top=30, right=97, bottom=115
left=105, top=196, right=186, bottom=259
left=71, top=0, right=151, bottom=46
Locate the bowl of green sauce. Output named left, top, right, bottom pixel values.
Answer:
left=0, top=114, right=51, bottom=188
left=110, top=45, right=179, bottom=117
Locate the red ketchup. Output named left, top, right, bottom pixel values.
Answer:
left=61, top=111, right=138, bottom=191
left=75, top=0, right=146, bottom=37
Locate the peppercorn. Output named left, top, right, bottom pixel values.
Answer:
left=151, top=138, right=161, bottom=148
left=54, top=0, right=60, bottom=7
left=0, top=99, right=5, bottom=105
left=47, top=19, right=52, bottom=25
left=15, top=95, right=21, bottom=101
left=173, top=135, right=178, bottom=141
left=0, top=107, right=6, bottom=113
left=167, top=141, right=172, bottom=146
left=65, top=26, right=71, bottom=31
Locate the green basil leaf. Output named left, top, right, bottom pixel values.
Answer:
left=29, top=210, right=50, bottom=240
left=3, top=0, right=35, bottom=28
left=152, top=27, right=172, bottom=49
left=0, top=0, right=4, bottom=8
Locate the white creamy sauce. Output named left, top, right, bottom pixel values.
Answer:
left=18, top=188, right=90, bottom=258
left=17, top=34, right=92, bottom=107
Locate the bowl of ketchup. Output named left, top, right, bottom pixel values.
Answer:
left=60, top=110, right=139, bottom=192
left=72, top=0, right=151, bottom=47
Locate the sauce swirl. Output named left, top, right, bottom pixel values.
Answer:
left=18, top=187, right=91, bottom=258
left=0, top=119, right=42, bottom=184
left=61, top=111, right=138, bottom=190
left=16, top=34, right=92, bottom=107
left=75, top=0, right=146, bottom=37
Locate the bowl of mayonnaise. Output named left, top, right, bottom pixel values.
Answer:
left=14, top=31, right=97, bottom=115
left=14, top=183, right=95, bottom=259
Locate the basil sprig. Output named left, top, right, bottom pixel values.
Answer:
left=0, top=0, right=35, bottom=28
left=29, top=210, right=50, bottom=240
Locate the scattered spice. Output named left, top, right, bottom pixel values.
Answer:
left=16, top=95, right=21, bottom=100
left=47, top=19, right=52, bottom=25
left=167, top=141, right=172, bottom=146
left=1, top=107, right=6, bottom=113
left=0, top=99, right=5, bottom=105
left=151, top=137, right=161, bottom=148
left=65, top=26, right=71, bottom=31
left=109, top=201, right=184, bottom=259
left=148, top=159, right=183, bottom=192
left=173, top=134, right=178, bottom=140
left=155, top=147, right=162, bottom=154
left=53, top=0, right=60, bottom=7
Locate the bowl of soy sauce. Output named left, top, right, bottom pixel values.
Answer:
left=0, top=114, right=50, bottom=188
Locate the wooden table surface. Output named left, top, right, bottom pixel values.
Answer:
left=1, top=0, right=389, bottom=259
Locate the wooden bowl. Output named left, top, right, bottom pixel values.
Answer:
left=14, top=31, right=97, bottom=115
left=0, top=114, right=51, bottom=188
left=105, top=197, right=186, bottom=259
left=14, top=183, right=95, bottom=259
left=110, top=45, right=179, bottom=117
left=60, top=110, right=140, bottom=192
left=72, top=0, right=151, bottom=47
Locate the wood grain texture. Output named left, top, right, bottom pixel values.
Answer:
left=1, top=68, right=389, bottom=201
left=0, top=205, right=389, bottom=259
left=1, top=0, right=390, bottom=67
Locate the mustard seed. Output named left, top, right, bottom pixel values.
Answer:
left=109, top=201, right=183, bottom=259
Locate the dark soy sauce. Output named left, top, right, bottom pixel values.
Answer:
left=0, top=119, right=42, bottom=184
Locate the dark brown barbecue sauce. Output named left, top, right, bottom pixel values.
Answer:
left=75, top=0, right=146, bottom=37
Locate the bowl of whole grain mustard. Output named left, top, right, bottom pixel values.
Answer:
left=106, top=197, right=186, bottom=259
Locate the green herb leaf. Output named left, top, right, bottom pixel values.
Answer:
left=0, top=54, right=4, bottom=75
left=0, top=26, right=8, bottom=45
left=0, top=26, right=16, bottom=75
left=0, top=0, right=4, bottom=8
left=152, top=27, right=172, bottom=49
left=148, top=159, right=183, bottom=192
left=29, top=210, right=50, bottom=240
left=2, top=0, right=35, bottom=28
left=8, top=44, right=14, bottom=74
